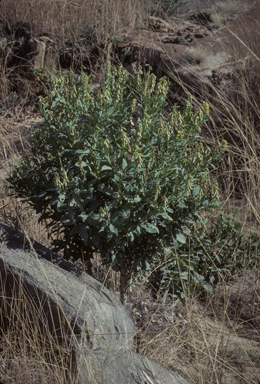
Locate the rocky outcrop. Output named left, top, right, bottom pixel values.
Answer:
left=0, top=22, right=48, bottom=72
left=0, top=221, right=192, bottom=384
left=116, top=1, right=257, bottom=97
left=0, top=0, right=256, bottom=87
left=0, top=20, right=95, bottom=74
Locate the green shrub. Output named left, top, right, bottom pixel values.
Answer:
left=159, top=213, right=260, bottom=299
left=9, top=63, right=222, bottom=300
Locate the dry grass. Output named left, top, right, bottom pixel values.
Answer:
left=0, top=0, right=153, bottom=50
left=0, top=0, right=155, bottom=107
left=210, top=12, right=227, bottom=27
left=214, top=0, right=245, bottom=16
left=205, top=61, right=260, bottom=221
left=136, top=295, right=260, bottom=384
left=0, top=271, right=77, bottom=384
left=1, top=1, right=260, bottom=383
left=187, top=46, right=209, bottom=65
left=210, top=0, right=246, bottom=26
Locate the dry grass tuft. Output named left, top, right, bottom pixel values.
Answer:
left=0, top=0, right=152, bottom=46
left=187, top=46, right=209, bottom=65
left=0, top=271, right=79, bottom=384
left=211, top=0, right=246, bottom=26
left=129, top=275, right=260, bottom=384
left=214, top=0, right=245, bottom=16
left=210, top=12, right=227, bottom=27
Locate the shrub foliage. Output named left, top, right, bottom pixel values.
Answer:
left=159, top=212, right=260, bottom=299
left=9, top=63, right=222, bottom=299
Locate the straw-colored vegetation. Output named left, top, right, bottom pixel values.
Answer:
left=211, top=0, right=246, bottom=27
left=210, top=12, right=227, bottom=27
left=187, top=46, right=209, bottom=65
left=214, top=0, right=245, bottom=16
left=1, top=0, right=260, bottom=383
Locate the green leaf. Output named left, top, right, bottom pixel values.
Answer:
left=97, top=186, right=114, bottom=196
left=109, top=223, right=118, bottom=236
left=89, top=200, right=102, bottom=212
left=38, top=191, right=47, bottom=198
left=111, top=210, right=120, bottom=221
left=91, top=231, right=101, bottom=246
left=69, top=224, right=81, bottom=236
left=87, top=216, right=99, bottom=225
left=61, top=215, right=74, bottom=225
left=176, top=233, right=186, bottom=244
left=120, top=208, right=131, bottom=220
left=79, top=212, right=88, bottom=222
left=51, top=98, right=60, bottom=108
left=128, top=231, right=134, bottom=242
left=141, top=223, right=159, bottom=234
left=157, top=212, right=172, bottom=221
left=101, top=165, right=112, bottom=171
left=79, top=226, right=89, bottom=245
left=180, top=271, right=188, bottom=280
left=122, top=158, right=127, bottom=171
left=193, top=186, right=201, bottom=197
left=135, top=226, right=142, bottom=235
left=194, top=273, right=204, bottom=283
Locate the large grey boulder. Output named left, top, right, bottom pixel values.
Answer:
left=0, top=221, right=192, bottom=384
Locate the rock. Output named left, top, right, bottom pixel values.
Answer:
left=0, top=23, right=55, bottom=73
left=194, top=32, right=204, bottom=38
left=188, top=11, right=211, bottom=26
left=38, top=35, right=53, bottom=45
left=0, top=221, right=192, bottom=384
left=1, top=34, right=46, bottom=73
left=79, top=348, right=191, bottom=384
left=12, top=21, right=32, bottom=38
left=148, top=16, right=176, bottom=33
left=117, top=0, right=258, bottom=99
left=161, top=35, right=189, bottom=45
left=23, top=37, right=46, bottom=71
left=39, top=35, right=56, bottom=67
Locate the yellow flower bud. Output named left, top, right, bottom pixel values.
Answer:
left=221, top=140, right=227, bottom=150
left=203, top=102, right=210, bottom=115
left=177, top=130, right=184, bottom=138
left=104, top=138, right=110, bottom=149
